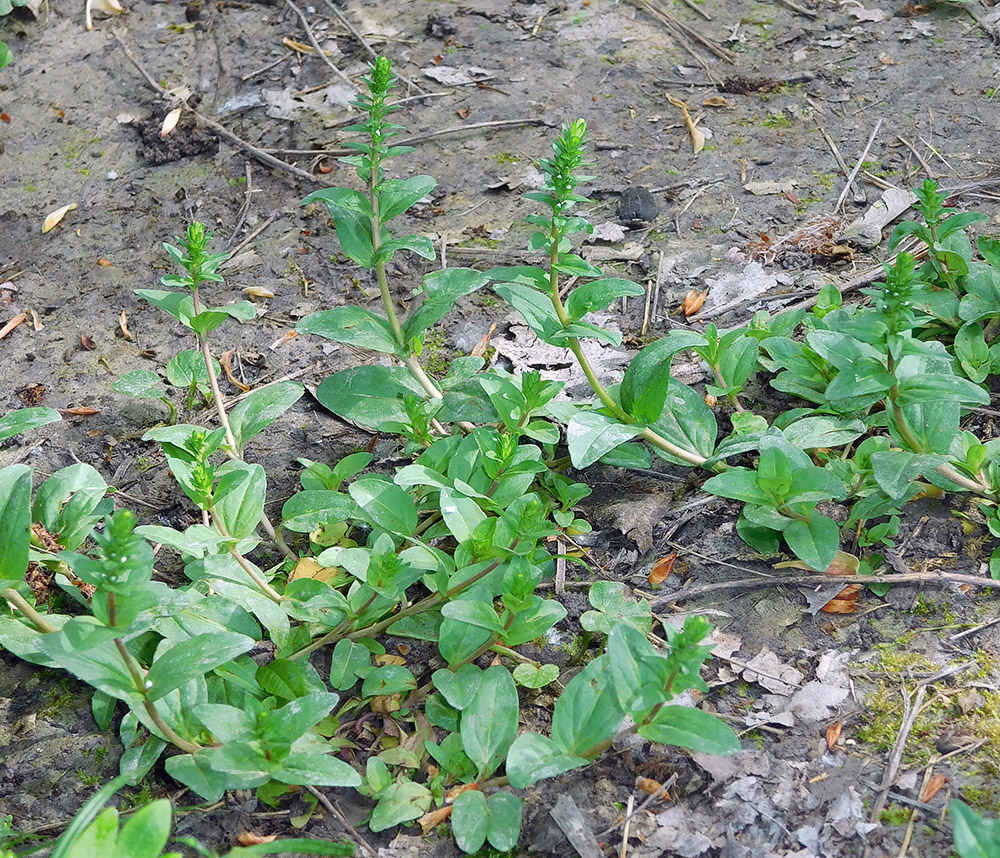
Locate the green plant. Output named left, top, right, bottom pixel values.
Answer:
left=952, top=799, right=1000, bottom=858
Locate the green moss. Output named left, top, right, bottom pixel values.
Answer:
left=761, top=113, right=791, bottom=130
left=491, top=152, right=520, bottom=166
left=39, top=679, right=79, bottom=719
left=879, top=803, right=910, bottom=826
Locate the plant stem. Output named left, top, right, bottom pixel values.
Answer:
left=1, top=588, right=56, bottom=633
left=191, top=287, right=239, bottom=455
left=112, top=632, right=202, bottom=754
left=230, top=545, right=284, bottom=603
left=545, top=241, right=710, bottom=469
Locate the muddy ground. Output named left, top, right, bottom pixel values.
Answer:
left=2, top=0, right=1000, bottom=855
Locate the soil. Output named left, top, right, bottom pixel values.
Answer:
left=2, top=0, right=1000, bottom=856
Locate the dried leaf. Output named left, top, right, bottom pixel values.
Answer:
left=28, top=309, right=43, bottom=331
left=219, top=350, right=251, bottom=392
left=60, top=407, right=101, bottom=416
left=921, top=773, right=947, bottom=803
left=776, top=550, right=859, bottom=577
left=375, top=654, right=406, bottom=667
left=703, top=95, right=728, bottom=107
left=160, top=107, right=182, bottom=138
left=42, top=203, right=77, bottom=234
left=236, top=833, right=277, bottom=846
left=0, top=112, right=10, bottom=123
left=85, top=0, right=123, bottom=30
left=820, top=584, right=860, bottom=614
left=289, top=557, right=342, bottom=583
left=80, top=334, right=95, bottom=350
left=648, top=553, right=677, bottom=588
left=281, top=37, right=336, bottom=57
left=396, top=643, right=411, bottom=656
left=0, top=313, right=27, bottom=340
left=666, top=95, right=704, bottom=154
left=457, top=105, right=471, bottom=119
left=243, top=285, right=275, bottom=299
left=369, top=693, right=401, bottom=713
left=417, top=805, right=453, bottom=834
left=269, top=330, right=298, bottom=350
left=683, top=289, right=706, bottom=316
left=97, top=258, right=112, bottom=267
left=636, top=777, right=670, bottom=799
left=445, top=783, right=481, bottom=803
left=315, top=159, right=335, bottom=174
left=470, top=322, right=497, bottom=358
left=119, top=308, right=132, bottom=341
left=825, top=720, right=843, bottom=749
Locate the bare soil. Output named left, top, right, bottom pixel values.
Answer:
left=3, top=0, right=1000, bottom=856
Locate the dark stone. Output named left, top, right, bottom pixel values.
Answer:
left=618, top=186, right=658, bottom=225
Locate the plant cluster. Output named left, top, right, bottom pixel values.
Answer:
left=2, top=54, right=1000, bottom=855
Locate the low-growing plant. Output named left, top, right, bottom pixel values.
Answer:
left=4, top=51, right=1000, bottom=857
left=952, top=799, right=1000, bottom=858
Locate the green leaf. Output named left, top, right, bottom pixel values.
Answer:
left=649, top=380, right=717, bottom=466
left=188, top=301, right=257, bottom=337
left=565, top=278, right=645, bottom=321
left=461, top=665, right=519, bottom=779
left=502, top=597, right=567, bottom=647
left=165, top=349, right=217, bottom=388
left=349, top=476, right=418, bottom=535
left=145, top=632, right=255, bottom=701
left=35, top=619, right=140, bottom=702
left=280, top=490, right=362, bottom=533
left=112, top=370, right=165, bottom=400
left=553, top=253, right=603, bottom=278
left=212, top=462, right=266, bottom=541
left=452, top=790, right=488, bottom=854
left=441, top=600, right=505, bottom=635
left=376, top=234, right=436, bottom=264
left=783, top=515, right=841, bottom=571
left=0, top=42, right=12, bottom=69
left=378, top=175, right=437, bottom=221
left=439, top=487, right=486, bottom=543
left=403, top=268, right=490, bottom=341
left=302, top=187, right=375, bottom=267
left=228, top=382, right=304, bottom=450
left=551, top=657, right=623, bottom=755
left=51, top=774, right=133, bottom=858
left=566, top=411, right=642, bottom=468
left=505, top=733, right=588, bottom=789
left=512, top=663, right=559, bottom=689
left=621, top=332, right=706, bottom=422
left=485, top=791, right=522, bottom=851
left=297, top=306, right=401, bottom=355
left=328, top=638, right=371, bottom=691
left=781, top=416, right=866, bottom=450
left=493, top=281, right=564, bottom=345
left=951, top=799, right=1000, bottom=858
left=638, top=705, right=740, bottom=755
left=361, top=665, right=417, bottom=698
left=274, top=751, right=362, bottom=788
left=228, top=839, right=354, bottom=856
left=256, top=659, right=326, bottom=701
left=111, top=799, right=172, bottom=858
left=369, top=781, right=432, bottom=832
left=703, top=468, right=771, bottom=506
left=0, top=464, right=31, bottom=588
left=0, top=406, right=61, bottom=442
left=432, top=664, right=483, bottom=710
left=315, top=365, right=426, bottom=432
left=579, top=581, right=652, bottom=635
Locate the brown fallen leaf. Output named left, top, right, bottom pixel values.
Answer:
left=220, top=350, right=251, bottom=392
left=42, top=203, right=77, bottom=234
left=648, top=553, right=677, bottom=588
left=315, top=159, right=335, bottom=174
left=28, top=309, right=43, bottom=331
left=60, top=407, right=101, bottom=416
left=445, top=783, right=481, bottom=803
left=282, top=37, right=336, bottom=56
left=826, top=720, right=843, bottom=749
left=776, top=550, right=859, bottom=577
left=635, top=777, right=671, bottom=800
left=471, top=322, right=497, bottom=358
left=0, top=312, right=27, bottom=341
left=244, top=285, right=275, bottom=300
left=921, top=773, right=947, bottom=803
left=703, top=95, right=729, bottom=107
left=85, top=0, right=123, bottom=30
left=375, top=654, right=406, bottom=667
left=236, top=832, right=277, bottom=846
left=97, top=258, right=112, bottom=267
left=119, top=308, right=132, bottom=341
left=160, top=107, right=182, bottom=138
left=457, top=105, right=471, bottom=119
left=289, top=557, right=342, bottom=583
left=80, top=334, right=95, bottom=350
left=820, top=584, right=860, bottom=614
left=417, top=805, right=453, bottom=834
left=369, top=693, right=401, bottom=713
left=269, top=330, right=298, bottom=350
left=683, top=289, right=706, bottom=316
left=666, top=95, right=705, bottom=154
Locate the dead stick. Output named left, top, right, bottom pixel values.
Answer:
left=650, top=570, right=1000, bottom=609
left=774, top=0, right=817, bottom=18
left=897, top=134, right=936, bottom=180
left=836, top=118, right=883, bottom=213
left=317, top=0, right=428, bottom=95
left=113, top=30, right=324, bottom=186
left=283, top=0, right=356, bottom=90
left=306, top=786, right=379, bottom=858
